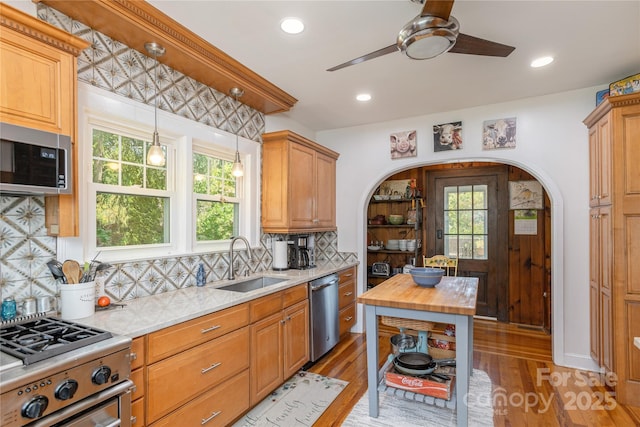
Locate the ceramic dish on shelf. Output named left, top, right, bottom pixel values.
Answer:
left=367, top=245, right=381, bottom=251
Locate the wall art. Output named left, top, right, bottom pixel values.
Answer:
left=390, top=130, right=417, bottom=159
left=433, top=121, right=462, bottom=151
left=509, top=180, right=543, bottom=209
left=482, top=117, right=517, bottom=150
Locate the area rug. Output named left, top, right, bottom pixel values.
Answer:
left=342, top=369, right=494, bottom=427
left=232, top=371, right=348, bottom=427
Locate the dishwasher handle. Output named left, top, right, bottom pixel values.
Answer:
left=311, top=278, right=338, bottom=292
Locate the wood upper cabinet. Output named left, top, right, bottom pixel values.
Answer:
left=262, top=130, right=339, bottom=233
left=0, top=3, right=89, bottom=236
left=584, top=92, right=640, bottom=406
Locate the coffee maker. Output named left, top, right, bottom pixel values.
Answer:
left=287, top=234, right=315, bottom=270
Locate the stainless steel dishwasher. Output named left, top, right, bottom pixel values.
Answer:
left=309, top=273, right=340, bottom=362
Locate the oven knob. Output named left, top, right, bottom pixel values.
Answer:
left=92, top=366, right=112, bottom=385
left=54, top=380, right=78, bottom=400
left=22, top=395, right=48, bottom=419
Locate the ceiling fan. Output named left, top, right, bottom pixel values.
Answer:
left=327, top=0, right=515, bottom=72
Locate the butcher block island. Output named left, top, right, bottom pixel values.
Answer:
left=357, top=274, right=478, bottom=427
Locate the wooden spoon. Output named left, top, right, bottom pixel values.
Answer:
left=62, top=260, right=81, bottom=284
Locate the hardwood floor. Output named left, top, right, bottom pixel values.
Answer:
left=308, top=320, right=640, bottom=426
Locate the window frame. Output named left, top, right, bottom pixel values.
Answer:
left=192, top=141, right=245, bottom=253
left=77, top=83, right=260, bottom=264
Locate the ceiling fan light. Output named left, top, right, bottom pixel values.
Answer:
left=398, top=15, right=459, bottom=59
left=405, top=34, right=455, bottom=59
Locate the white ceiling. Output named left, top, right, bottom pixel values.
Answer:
left=149, top=1, right=638, bottom=132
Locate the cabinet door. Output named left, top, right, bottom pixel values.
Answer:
left=289, top=143, right=316, bottom=227
left=283, top=300, right=309, bottom=378
left=315, top=151, right=336, bottom=228
left=589, top=116, right=612, bottom=207
left=250, top=312, right=283, bottom=405
left=0, top=29, right=74, bottom=135
left=589, top=208, right=601, bottom=362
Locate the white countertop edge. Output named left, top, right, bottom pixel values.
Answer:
left=72, top=261, right=359, bottom=338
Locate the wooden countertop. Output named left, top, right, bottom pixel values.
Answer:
left=357, top=274, right=478, bottom=315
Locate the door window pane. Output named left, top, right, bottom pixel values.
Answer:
left=443, top=184, right=488, bottom=260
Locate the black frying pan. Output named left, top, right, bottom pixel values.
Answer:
left=393, top=352, right=456, bottom=376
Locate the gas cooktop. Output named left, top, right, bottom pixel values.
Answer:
left=0, top=317, right=112, bottom=365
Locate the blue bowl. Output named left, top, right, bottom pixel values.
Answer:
left=409, top=267, right=444, bottom=287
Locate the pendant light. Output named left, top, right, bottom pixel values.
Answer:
left=145, top=42, right=166, bottom=166
left=230, top=87, right=245, bottom=177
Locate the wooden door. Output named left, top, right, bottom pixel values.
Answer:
left=427, top=168, right=508, bottom=319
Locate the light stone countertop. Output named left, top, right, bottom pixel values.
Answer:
left=74, top=260, right=358, bottom=338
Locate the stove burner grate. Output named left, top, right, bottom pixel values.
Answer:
left=0, top=317, right=112, bottom=365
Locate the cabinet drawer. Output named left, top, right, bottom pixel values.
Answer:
left=283, top=284, right=307, bottom=308
left=339, top=304, right=356, bottom=337
left=338, top=266, right=356, bottom=284
left=338, top=281, right=356, bottom=310
left=147, top=304, right=249, bottom=363
left=150, top=371, right=250, bottom=427
left=147, top=326, right=249, bottom=423
left=131, top=397, right=145, bottom=426
left=130, top=367, right=145, bottom=401
left=249, top=292, right=283, bottom=323
left=130, top=337, right=145, bottom=369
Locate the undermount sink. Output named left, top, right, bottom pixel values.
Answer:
left=218, top=276, right=287, bottom=293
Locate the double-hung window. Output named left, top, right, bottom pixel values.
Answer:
left=89, top=127, right=173, bottom=254
left=192, top=149, right=241, bottom=245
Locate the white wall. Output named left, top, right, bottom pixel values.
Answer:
left=272, top=86, right=602, bottom=371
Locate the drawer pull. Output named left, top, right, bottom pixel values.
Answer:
left=344, top=291, right=353, bottom=296
left=201, top=410, right=222, bottom=425
left=201, top=362, right=222, bottom=374
left=201, top=325, right=222, bottom=334
left=345, top=316, right=353, bottom=321
left=130, top=352, right=137, bottom=361
left=343, top=273, right=354, bottom=277
left=131, top=415, right=137, bottom=424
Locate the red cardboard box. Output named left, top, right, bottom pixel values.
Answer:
left=384, top=363, right=455, bottom=400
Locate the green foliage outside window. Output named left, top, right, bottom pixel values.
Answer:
left=92, top=129, right=169, bottom=247
left=444, top=185, right=488, bottom=259
left=193, top=153, right=239, bottom=242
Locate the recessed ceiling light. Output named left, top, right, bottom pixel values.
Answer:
left=356, top=93, right=372, bottom=102
left=280, top=18, right=304, bottom=34
left=530, top=56, right=554, bottom=68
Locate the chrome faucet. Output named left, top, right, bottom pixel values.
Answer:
left=228, top=236, right=253, bottom=280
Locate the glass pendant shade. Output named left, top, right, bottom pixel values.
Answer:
left=232, top=150, right=244, bottom=177
left=145, top=42, right=166, bottom=167
left=147, top=131, right=165, bottom=166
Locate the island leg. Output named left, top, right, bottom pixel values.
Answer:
left=364, top=304, right=379, bottom=417
left=455, top=314, right=469, bottom=427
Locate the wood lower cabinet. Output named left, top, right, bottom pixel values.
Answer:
left=0, top=3, right=89, bottom=236
left=144, top=304, right=250, bottom=426
left=249, top=284, right=309, bottom=405
left=584, top=92, right=640, bottom=406
left=261, top=130, right=339, bottom=233
left=338, top=266, right=357, bottom=337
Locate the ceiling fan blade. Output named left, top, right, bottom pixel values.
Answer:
left=327, top=44, right=398, bottom=72
left=449, top=33, right=515, bottom=57
left=421, top=0, right=454, bottom=20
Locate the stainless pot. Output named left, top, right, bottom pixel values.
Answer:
left=390, top=333, right=416, bottom=355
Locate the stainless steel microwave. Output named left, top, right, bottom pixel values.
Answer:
left=0, top=122, right=72, bottom=194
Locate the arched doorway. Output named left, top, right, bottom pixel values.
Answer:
left=365, top=162, right=551, bottom=332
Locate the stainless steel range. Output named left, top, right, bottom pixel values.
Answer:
left=0, top=316, right=133, bottom=427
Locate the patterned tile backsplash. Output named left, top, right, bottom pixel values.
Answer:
left=0, top=195, right=356, bottom=304
left=0, top=6, right=357, bottom=306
